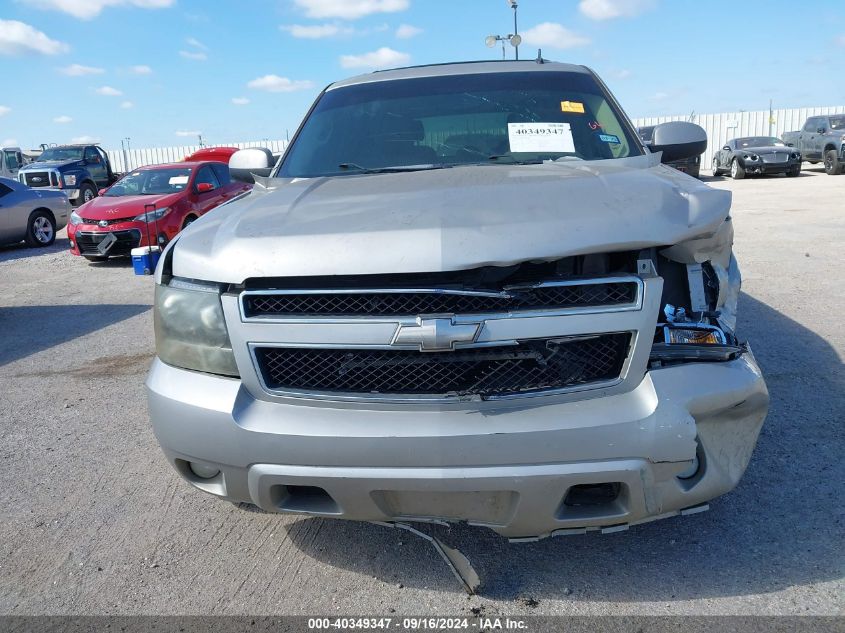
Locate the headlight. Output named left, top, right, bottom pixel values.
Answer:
left=791, top=153, right=800, bottom=160
left=70, top=210, right=82, bottom=226
left=63, top=174, right=77, bottom=186
left=743, top=153, right=759, bottom=161
left=154, top=278, right=239, bottom=377
left=134, top=207, right=169, bottom=222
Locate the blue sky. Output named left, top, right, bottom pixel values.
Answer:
left=1, top=0, right=843, bottom=151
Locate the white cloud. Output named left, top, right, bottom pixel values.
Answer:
left=520, top=23, right=590, bottom=49
left=613, top=69, right=632, bottom=79
left=231, top=97, right=250, bottom=105
left=53, top=115, right=73, bottom=123
left=130, top=64, right=152, bottom=74
left=578, top=0, right=657, bottom=21
left=836, top=34, right=845, bottom=47
left=281, top=23, right=353, bottom=38
left=395, top=23, right=422, bottom=39
left=179, top=50, right=207, bottom=61
left=24, top=0, right=175, bottom=20
left=120, top=101, right=134, bottom=109
left=294, top=0, right=409, bottom=20
left=2, top=138, right=18, bottom=146
left=95, top=85, right=123, bottom=96
left=650, top=91, right=669, bottom=101
left=175, top=130, right=201, bottom=137
left=247, top=74, right=314, bottom=93
left=71, top=135, right=100, bottom=143
left=59, top=63, right=104, bottom=76
left=185, top=37, right=207, bottom=50
left=0, top=19, right=68, bottom=55
left=340, top=46, right=409, bottom=69
left=0, top=106, right=11, bottom=118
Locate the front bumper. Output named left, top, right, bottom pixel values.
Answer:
left=146, top=352, right=769, bottom=539
left=742, top=160, right=801, bottom=175
left=68, top=221, right=163, bottom=256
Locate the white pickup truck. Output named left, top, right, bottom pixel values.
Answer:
left=0, top=146, right=24, bottom=180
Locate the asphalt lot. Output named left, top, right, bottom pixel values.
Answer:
left=0, top=166, right=842, bottom=616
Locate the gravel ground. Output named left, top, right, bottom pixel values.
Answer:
left=0, top=167, right=842, bottom=616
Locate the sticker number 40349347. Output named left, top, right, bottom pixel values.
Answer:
left=507, top=122, right=575, bottom=153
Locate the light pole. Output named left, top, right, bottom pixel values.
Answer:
left=508, top=0, right=519, bottom=60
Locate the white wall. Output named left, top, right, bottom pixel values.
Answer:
left=633, top=106, right=845, bottom=169
left=106, top=139, right=289, bottom=173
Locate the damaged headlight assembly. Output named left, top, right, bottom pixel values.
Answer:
left=154, top=278, right=239, bottom=378
left=650, top=306, right=745, bottom=364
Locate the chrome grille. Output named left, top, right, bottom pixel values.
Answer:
left=24, top=172, right=51, bottom=187
left=244, top=281, right=639, bottom=318
left=254, top=333, right=631, bottom=398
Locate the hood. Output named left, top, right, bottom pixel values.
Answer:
left=77, top=192, right=183, bottom=220
left=21, top=159, right=83, bottom=171
left=172, top=154, right=732, bottom=284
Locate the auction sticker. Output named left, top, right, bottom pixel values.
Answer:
left=599, top=133, right=621, bottom=144
left=508, top=122, right=575, bottom=153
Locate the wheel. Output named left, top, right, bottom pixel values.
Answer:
left=83, top=255, right=108, bottom=262
left=824, top=149, right=843, bottom=175
left=181, top=215, right=198, bottom=230
left=24, top=210, right=56, bottom=247
left=787, top=165, right=801, bottom=177
left=78, top=183, right=97, bottom=205
left=730, top=159, right=745, bottom=180
left=711, top=157, right=722, bottom=176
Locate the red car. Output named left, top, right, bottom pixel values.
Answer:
left=67, top=161, right=251, bottom=261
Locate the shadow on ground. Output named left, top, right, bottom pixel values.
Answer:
left=0, top=237, right=71, bottom=263
left=285, top=291, right=844, bottom=602
left=0, top=303, right=151, bottom=366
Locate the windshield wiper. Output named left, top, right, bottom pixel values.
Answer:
left=338, top=162, right=446, bottom=174
left=486, top=155, right=545, bottom=165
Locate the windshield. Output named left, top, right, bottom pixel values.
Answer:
left=830, top=116, right=845, bottom=130
left=736, top=137, right=784, bottom=148
left=280, top=71, right=642, bottom=178
left=37, top=147, right=84, bottom=162
left=105, top=168, right=192, bottom=196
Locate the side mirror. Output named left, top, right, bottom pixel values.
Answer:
left=817, top=127, right=826, bottom=134
left=229, top=147, right=274, bottom=184
left=722, top=145, right=730, bottom=151
left=98, top=188, right=108, bottom=196
left=196, top=182, right=215, bottom=193
left=649, top=121, right=708, bottom=163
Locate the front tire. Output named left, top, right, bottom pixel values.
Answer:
left=24, top=211, right=56, bottom=247
left=181, top=215, right=198, bottom=230
left=78, top=183, right=97, bottom=205
left=824, top=150, right=843, bottom=175
left=787, top=165, right=801, bottom=177
left=730, top=159, right=746, bottom=180
left=711, top=157, right=722, bottom=176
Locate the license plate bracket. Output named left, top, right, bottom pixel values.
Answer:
left=97, top=232, right=117, bottom=255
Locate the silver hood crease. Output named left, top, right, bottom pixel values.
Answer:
left=172, top=153, right=733, bottom=283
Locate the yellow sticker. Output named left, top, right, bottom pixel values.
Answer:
left=561, top=100, right=585, bottom=114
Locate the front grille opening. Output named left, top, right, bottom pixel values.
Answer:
left=244, top=281, right=638, bottom=318
left=563, top=482, right=622, bottom=507
left=270, top=485, right=340, bottom=515
left=255, top=332, right=631, bottom=399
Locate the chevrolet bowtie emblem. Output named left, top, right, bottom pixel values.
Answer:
left=392, top=318, right=480, bottom=352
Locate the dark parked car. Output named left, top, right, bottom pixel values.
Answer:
left=782, top=115, right=845, bottom=175
left=638, top=125, right=702, bottom=178
left=712, top=136, right=802, bottom=179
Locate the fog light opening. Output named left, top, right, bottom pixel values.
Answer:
left=188, top=461, right=220, bottom=479
left=676, top=454, right=700, bottom=480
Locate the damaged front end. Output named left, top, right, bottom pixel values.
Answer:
left=650, top=215, right=746, bottom=367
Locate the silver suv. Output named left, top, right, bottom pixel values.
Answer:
left=146, top=61, right=769, bottom=540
